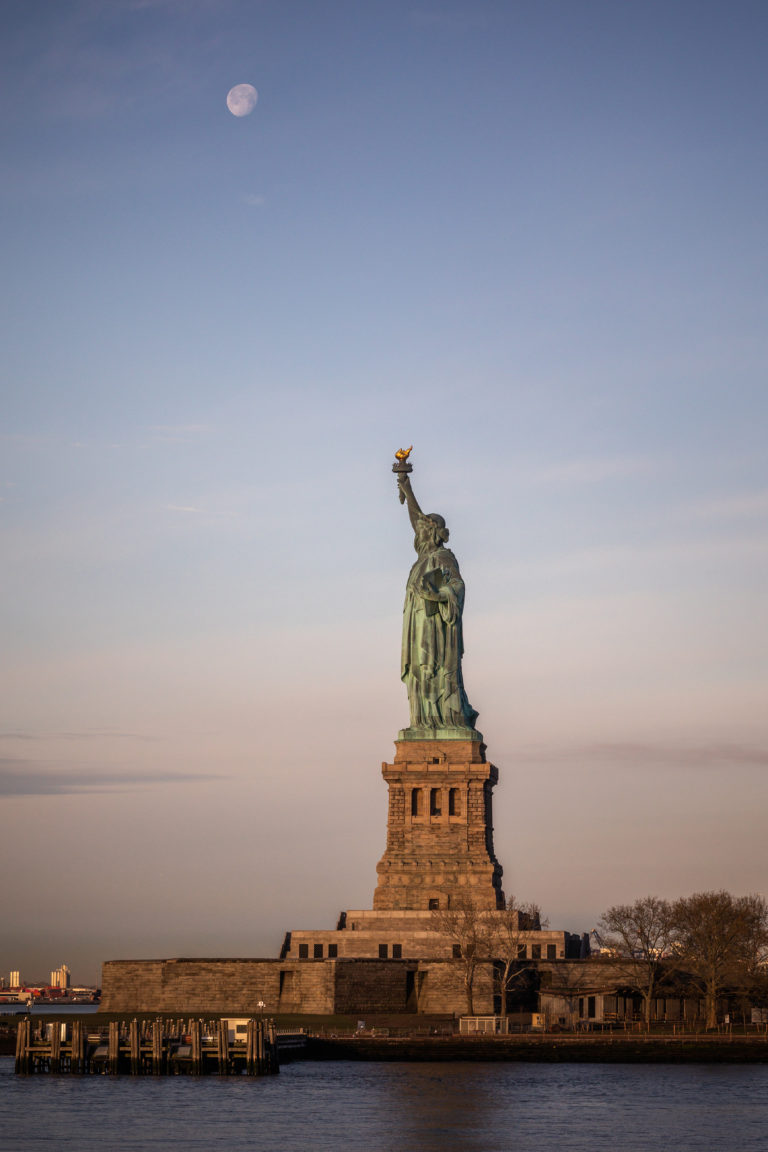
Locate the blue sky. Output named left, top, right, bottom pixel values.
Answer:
left=2, top=0, right=767, bottom=985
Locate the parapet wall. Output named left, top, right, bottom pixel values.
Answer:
left=100, top=955, right=497, bottom=1016
left=101, top=958, right=335, bottom=1015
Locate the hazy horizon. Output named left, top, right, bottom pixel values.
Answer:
left=2, top=0, right=767, bottom=987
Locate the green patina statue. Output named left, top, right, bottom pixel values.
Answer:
left=393, top=450, right=480, bottom=740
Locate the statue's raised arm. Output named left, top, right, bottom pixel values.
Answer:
left=391, top=449, right=480, bottom=740
left=397, top=472, right=423, bottom=533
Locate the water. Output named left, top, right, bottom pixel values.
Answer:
left=0, top=1003, right=100, bottom=1017
left=3, top=1056, right=767, bottom=1151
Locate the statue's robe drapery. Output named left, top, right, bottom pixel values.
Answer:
left=401, top=529, right=478, bottom=732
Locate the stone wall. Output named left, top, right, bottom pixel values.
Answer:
left=333, top=960, right=414, bottom=1014
left=415, top=960, right=496, bottom=1014
left=373, top=739, right=504, bottom=911
left=100, top=955, right=502, bottom=1016
left=101, top=958, right=335, bottom=1015
left=285, top=926, right=570, bottom=962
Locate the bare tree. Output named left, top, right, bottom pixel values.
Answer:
left=671, top=891, right=768, bottom=1029
left=431, top=894, right=494, bottom=1015
left=490, top=896, right=547, bottom=1013
left=598, top=896, right=675, bottom=1027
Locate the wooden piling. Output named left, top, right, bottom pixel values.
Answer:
left=257, top=1019, right=266, bottom=1071
left=217, top=1019, right=228, bottom=1074
left=15, top=1017, right=30, bottom=1075
left=71, top=1019, right=85, bottom=1074
left=245, top=1018, right=254, bottom=1074
left=152, top=1020, right=163, bottom=1075
left=108, top=1021, right=120, bottom=1074
left=129, top=1018, right=140, bottom=1074
left=49, top=1021, right=61, bottom=1073
left=190, top=1018, right=201, bottom=1074
left=13, top=1015, right=280, bottom=1077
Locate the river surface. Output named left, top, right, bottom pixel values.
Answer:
left=3, top=1056, right=767, bottom=1151
left=0, top=1003, right=100, bottom=1016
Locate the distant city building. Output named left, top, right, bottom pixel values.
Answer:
left=10, top=970, right=21, bottom=989
left=50, top=964, right=71, bottom=989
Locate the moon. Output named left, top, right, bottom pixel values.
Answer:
left=226, top=84, right=258, bottom=117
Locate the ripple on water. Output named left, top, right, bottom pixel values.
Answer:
left=3, top=1057, right=768, bottom=1152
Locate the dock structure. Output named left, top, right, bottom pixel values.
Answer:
left=14, top=1016, right=280, bottom=1076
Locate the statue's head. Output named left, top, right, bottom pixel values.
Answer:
left=425, top=513, right=449, bottom=545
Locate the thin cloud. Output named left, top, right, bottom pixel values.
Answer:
left=243, top=193, right=266, bottom=208
left=0, top=760, right=221, bottom=797
left=0, top=731, right=158, bottom=743
left=163, top=502, right=237, bottom=519
left=0, top=433, right=46, bottom=445
left=499, top=528, right=768, bottom=585
left=510, top=742, right=768, bottom=771
left=149, top=424, right=209, bottom=444
left=530, top=456, right=656, bottom=487
left=692, top=491, right=768, bottom=522
left=8, top=2, right=234, bottom=125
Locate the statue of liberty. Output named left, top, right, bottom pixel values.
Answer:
left=394, top=454, right=479, bottom=738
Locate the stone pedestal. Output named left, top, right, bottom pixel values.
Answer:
left=373, top=737, right=504, bottom=912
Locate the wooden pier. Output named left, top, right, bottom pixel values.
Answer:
left=14, top=1017, right=280, bottom=1076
